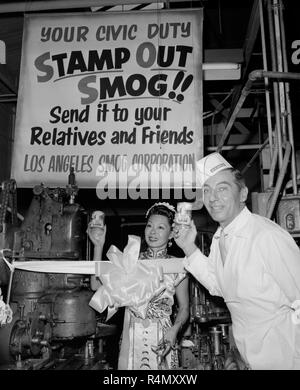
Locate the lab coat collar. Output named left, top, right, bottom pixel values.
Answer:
left=215, top=206, right=251, bottom=239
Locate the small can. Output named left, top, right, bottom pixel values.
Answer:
left=88, top=211, right=106, bottom=242
left=174, top=202, right=193, bottom=226
left=90, top=210, right=105, bottom=228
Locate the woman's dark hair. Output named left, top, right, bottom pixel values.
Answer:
left=146, top=203, right=175, bottom=226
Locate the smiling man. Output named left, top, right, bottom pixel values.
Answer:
left=174, top=152, right=300, bottom=370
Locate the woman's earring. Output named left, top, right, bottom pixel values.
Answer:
left=168, top=240, right=172, bottom=248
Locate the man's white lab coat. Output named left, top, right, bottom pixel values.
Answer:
left=184, top=207, right=300, bottom=369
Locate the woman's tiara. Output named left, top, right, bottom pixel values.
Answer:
left=145, top=202, right=176, bottom=218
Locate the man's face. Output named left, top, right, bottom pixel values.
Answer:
left=203, top=169, right=248, bottom=228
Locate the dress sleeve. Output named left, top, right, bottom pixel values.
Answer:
left=183, top=246, right=222, bottom=297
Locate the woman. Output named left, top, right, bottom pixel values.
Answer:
left=88, top=203, right=189, bottom=370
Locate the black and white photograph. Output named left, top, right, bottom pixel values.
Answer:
left=0, top=0, right=299, bottom=382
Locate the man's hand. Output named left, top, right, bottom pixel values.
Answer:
left=173, top=220, right=198, bottom=257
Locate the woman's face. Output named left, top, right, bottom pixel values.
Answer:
left=144, top=214, right=172, bottom=251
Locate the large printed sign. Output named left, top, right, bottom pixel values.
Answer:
left=12, top=10, right=203, bottom=195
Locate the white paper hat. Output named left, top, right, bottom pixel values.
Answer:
left=196, top=152, right=233, bottom=187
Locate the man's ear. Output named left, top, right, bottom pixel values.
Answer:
left=240, top=186, right=248, bottom=203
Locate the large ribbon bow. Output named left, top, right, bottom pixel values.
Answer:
left=89, top=235, right=165, bottom=320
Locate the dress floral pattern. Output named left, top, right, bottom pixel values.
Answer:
left=118, top=248, right=186, bottom=370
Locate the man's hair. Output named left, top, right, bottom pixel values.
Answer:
left=228, top=168, right=246, bottom=190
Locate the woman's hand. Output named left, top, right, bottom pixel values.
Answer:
left=87, top=223, right=107, bottom=248
left=158, top=327, right=178, bottom=357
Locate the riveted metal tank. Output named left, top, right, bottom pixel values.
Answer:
left=52, top=289, right=96, bottom=339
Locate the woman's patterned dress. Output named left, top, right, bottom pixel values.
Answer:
left=118, top=247, right=186, bottom=370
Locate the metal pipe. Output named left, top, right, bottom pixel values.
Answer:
left=268, top=132, right=278, bottom=188
left=216, top=70, right=300, bottom=153
left=259, top=0, right=273, bottom=158
left=267, top=0, right=283, bottom=166
left=207, top=144, right=266, bottom=151
left=0, top=98, right=17, bottom=103
left=278, top=0, right=297, bottom=194
left=216, top=80, right=253, bottom=153
left=240, top=138, right=269, bottom=175
left=266, top=141, right=291, bottom=219
left=0, top=94, right=16, bottom=98
left=240, top=0, right=261, bottom=79
left=273, top=0, right=287, bottom=144
left=6, top=268, right=14, bottom=305
left=249, top=70, right=300, bottom=81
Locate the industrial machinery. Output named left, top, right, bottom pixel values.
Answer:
left=0, top=174, right=117, bottom=370
left=0, top=175, right=246, bottom=370
left=178, top=275, right=249, bottom=370
left=177, top=231, right=238, bottom=370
